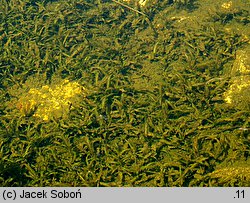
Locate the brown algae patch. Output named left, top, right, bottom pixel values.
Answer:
left=208, top=166, right=250, bottom=186
left=7, top=75, right=86, bottom=121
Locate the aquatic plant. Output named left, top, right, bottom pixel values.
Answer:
left=4, top=73, right=86, bottom=121
left=0, top=0, right=249, bottom=187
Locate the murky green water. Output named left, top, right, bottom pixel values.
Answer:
left=0, top=0, right=249, bottom=186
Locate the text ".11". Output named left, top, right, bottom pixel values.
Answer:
left=235, top=190, right=245, bottom=199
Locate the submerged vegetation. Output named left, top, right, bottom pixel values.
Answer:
left=6, top=74, right=86, bottom=121
left=0, top=0, right=249, bottom=186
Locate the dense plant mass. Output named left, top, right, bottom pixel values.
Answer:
left=0, top=0, right=249, bottom=186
